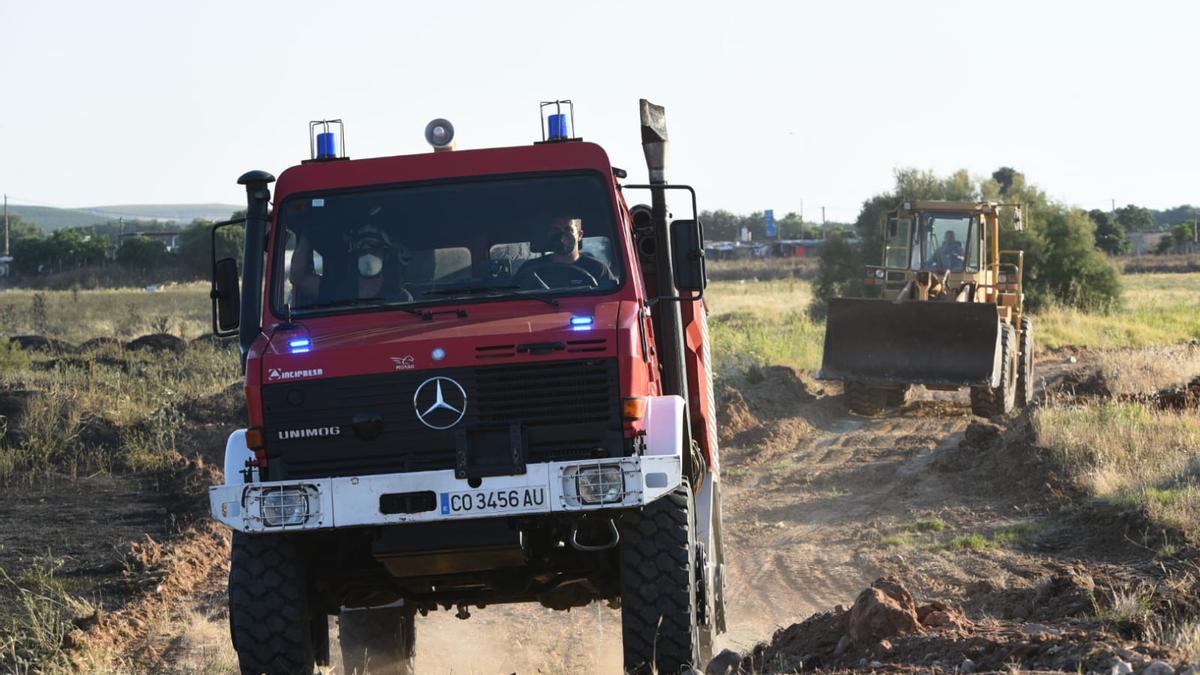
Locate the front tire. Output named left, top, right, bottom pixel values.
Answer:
left=970, top=322, right=1017, bottom=418
left=339, top=606, right=417, bottom=675
left=229, top=533, right=317, bottom=675
left=845, top=381, right=888, bottom=416
left=621, top=482, right=706, bottom=674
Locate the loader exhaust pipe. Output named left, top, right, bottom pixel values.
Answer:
left=236, top=170, right=275, bottom=363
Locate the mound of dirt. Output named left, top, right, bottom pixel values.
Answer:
left=180, top=382, right=247, bottom=426
left=9, top=334, right=75, bottom=353
left=742, top=577, right=1186, bottom=674
left=932, top=413, right=1080, bottom=503
left=125, top=333, right=186, bottom=353
left=189, top=333, right=235, bottom=348
left=718, top=385, right=759, bottom=443
left=1048, top=367, right=1112, bottom=398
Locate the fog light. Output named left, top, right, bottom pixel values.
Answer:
left=577, top=466, right=624, bottom=504
left=260, top=487, right=310, bottom=527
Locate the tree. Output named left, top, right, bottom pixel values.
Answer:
left=1115, top=205, right=1155, bottom=233
left=991, top=167, right=1017, bottom=196
left=1088, top=209, right=1129, bottom=256
left=116, top=236, right=168, bottom=272
left=178, top=218, right=245, bottom=276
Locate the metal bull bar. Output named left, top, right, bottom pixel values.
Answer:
left=819, top=298, right=1002, bottom=387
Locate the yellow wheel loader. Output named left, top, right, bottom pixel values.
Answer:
left=819, top=201, right=1033, bottom=417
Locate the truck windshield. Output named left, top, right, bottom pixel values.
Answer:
left=273, top=173, right=622, bottom=314
left=913, top=212, right=975, bottom=273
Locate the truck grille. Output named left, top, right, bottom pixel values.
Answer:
left=263, top=358, right=622, bottom=481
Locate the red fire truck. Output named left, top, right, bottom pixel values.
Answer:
left=209, top=100, right=726, bottom=674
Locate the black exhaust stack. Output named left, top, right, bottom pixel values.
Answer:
left=237, top=170, right=275, bottom=363
left=639, top=100, right=688, bottom=413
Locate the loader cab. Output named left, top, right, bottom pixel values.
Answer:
left=912, top=211, right=981, bottom=274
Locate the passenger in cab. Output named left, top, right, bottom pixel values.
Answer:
left=289, top=224, right=413, bottom=306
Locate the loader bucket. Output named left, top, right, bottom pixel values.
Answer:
left=819, top=298, right=1001, bottom=387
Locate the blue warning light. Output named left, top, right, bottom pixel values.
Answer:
left=569, top=315, right=594, bottom=331
left=316, top=132, right=336, bottom=160
left=288, top=338, right=312, bottom=354
left=548, top=113, right=569, bottom=141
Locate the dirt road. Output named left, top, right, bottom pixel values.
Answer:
left=144, top=361, right=1097, bottom=673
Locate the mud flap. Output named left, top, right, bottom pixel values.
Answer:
left=819, top=298, right=1002, bottom=387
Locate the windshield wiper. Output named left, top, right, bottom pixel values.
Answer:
left=423, top=286, right=560, bottom=307
left=295, top=297, right=427, bottom=317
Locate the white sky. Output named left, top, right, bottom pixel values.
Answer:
left=1, top=0, right=1196, bottom=221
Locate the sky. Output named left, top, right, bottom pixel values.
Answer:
left=1, top=0, right=1196, bottom=221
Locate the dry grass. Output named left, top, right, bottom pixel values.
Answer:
left=707, top=278, right=824, bottom=378
left=1036, top=403, right=1200, bottom=539
left=1037, top=273, right=1200, bottom=349
left=1096, top=344, right=1200, bottom=395
left=0, top=285, right=212, bottom=343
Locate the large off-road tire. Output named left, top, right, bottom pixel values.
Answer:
left=621, top=482, right=707, bottom=674
left=885, top=385, right=912, bottom=409
left=229, top=533, right=317, bottom=675
left=845, top=381, right=889, bottom=416
left=339, top=606, right=417, bottom=675
left=970, top=322, right=1017, bottom=418
left=1016, top=316, right=1035, bottom=409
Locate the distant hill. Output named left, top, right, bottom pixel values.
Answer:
left=6, top=203, right=242, bottom=232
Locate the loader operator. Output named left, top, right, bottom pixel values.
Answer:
left=289, top=224, right=413, bottom=306
left=932, top=229, right=965, bottom=272
left=516, top=216, right=617, bottom=289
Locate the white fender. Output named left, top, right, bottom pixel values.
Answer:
left=222, top=429, right=257, bottom=485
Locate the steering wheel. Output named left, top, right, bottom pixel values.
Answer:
left=515, top=261, right=599, bottom=290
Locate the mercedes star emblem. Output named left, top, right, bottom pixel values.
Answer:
left=413, top=376, right=467, bottom=430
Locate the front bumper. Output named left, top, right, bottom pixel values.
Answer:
left=210, top=454, right=682, bottom=532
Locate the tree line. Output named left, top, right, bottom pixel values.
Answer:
left=3, top=214, right=244, bottom=279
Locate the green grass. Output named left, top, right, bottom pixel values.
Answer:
left=946, top=523, right=1042, bottom=551
left=707, top=278, right=824, bottom=379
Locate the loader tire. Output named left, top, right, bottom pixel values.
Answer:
left=229, top=533, right=317, bottom=675
left=885, top=385, right=912, bottom=409
left=845, top=381, right=888, bottom=416
left=621, top=482, right=707, bottom=674
left=1016, top=317, right=1035, bottom=409
left=339, top=606, right=417, bottom=675
left=970, top=322, right=1017, bottom=418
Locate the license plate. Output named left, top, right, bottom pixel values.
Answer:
left=439, top=487, right=548, bottom=516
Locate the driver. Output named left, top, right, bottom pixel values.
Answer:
left=289, top=224, right=413, bottom=305
left=934, top=230, right=965, bottom=271
left=518, top=217, right=616, bottom=288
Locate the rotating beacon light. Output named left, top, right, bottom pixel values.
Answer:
left=308, top=120, right=346, bottom=161
left=539, top=100, right=575, bottom=142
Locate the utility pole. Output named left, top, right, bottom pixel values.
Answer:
left=3, top=194, right=8, bottom=256
left=821, top=206, right=826, bottom=225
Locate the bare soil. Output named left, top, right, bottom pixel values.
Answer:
left=24, top=349, right=1200, bottom=673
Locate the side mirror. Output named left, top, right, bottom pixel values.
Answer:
left=212, top=257, right=241, bottom=336
left=670, top=219, right=706, bottom=293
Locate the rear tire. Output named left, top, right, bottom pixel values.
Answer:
left=229, top=533, right=317, bottom=675
left=1016, top=316, right=1034, bottom=409
left=339, top=606, right=417, bottom=675
left=845, top=381, right=888, bottom=416
left=621, top=482, right=706, bottom=674
left=970, top=322, right=1017, bottom=418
